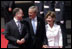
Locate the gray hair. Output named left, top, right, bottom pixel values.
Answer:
left=28, top=6, right=38, bottom=13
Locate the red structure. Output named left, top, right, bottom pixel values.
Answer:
left=1, top=29, right=8, bottom=48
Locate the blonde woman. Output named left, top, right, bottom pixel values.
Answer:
left=43, top=11, right=63, bottom=48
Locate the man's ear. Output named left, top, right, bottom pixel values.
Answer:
left=15, top=13, right=18, bottom=16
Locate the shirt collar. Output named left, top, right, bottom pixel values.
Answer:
left=32, top=16, right=37, bottom=21
left=47, top=23, right=56, bottom=29
left=14, top=17, right=19, bottom=23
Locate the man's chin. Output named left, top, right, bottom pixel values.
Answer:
left=18, top=18, right=22, bottom=21
left=29, top=17, right=32, bottom=19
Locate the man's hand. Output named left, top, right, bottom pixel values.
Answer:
left=42, top=45, right=48, bottom=48
left=21, top=38, right=25, bottom=44
left=16, top=38, right=25, bottom=45
left=8, top=8, right=12, bottom=12
left=17, top=40, right=23, bottom=45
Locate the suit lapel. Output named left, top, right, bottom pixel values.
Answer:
left=36, top=17, right=40, bottom=35
left=12, top=20, right=20, bottom=35
left=21, top=23, right=24, bottom=34
left=28, top=18, right=34, bottom=35
left=29, top=17, right=40, bottom=35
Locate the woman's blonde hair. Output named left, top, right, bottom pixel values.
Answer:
left=45, top=11, right=56, bottom=19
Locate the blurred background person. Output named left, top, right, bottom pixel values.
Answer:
left=54, top=1, right=67, bottom=48
left=1, top=1, right=15, bottom=24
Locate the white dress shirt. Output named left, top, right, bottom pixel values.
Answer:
left=31, top=16, right=37, bottom=34
left=45, top=23, right=63, bottom=48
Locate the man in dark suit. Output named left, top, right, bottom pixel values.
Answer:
left=1, top=1, right=15, bottom=24
left=4, top=8, right=28, bottom=48
left=25, top=6, right=45, bottom=48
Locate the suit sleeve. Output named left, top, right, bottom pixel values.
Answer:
left=24, top=31, right=29, bottom=41
left=23, top=22, right=29, bottom=41
left=43, top=35, right=48, bottom=45
left=41, top=18, right=48, bottom=45
left=4, top=23, right=17, bottom=44
left=43, top=25, right=48, bottom=45
left=24, top=26, right=29, bottom=41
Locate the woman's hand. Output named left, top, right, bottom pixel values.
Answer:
left=59, top=46, right=63, bottom=48
left=42, top=45, right=48, bottom=48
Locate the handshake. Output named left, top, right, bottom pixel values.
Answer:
left=17, top=38, right=25, bottom=45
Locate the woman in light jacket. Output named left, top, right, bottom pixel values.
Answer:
left=43, top=11, right=63, bottom=48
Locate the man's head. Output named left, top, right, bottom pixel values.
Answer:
left=13, top=8, right=24, bottom=20
left=28, top=6, right=38, bottom=19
